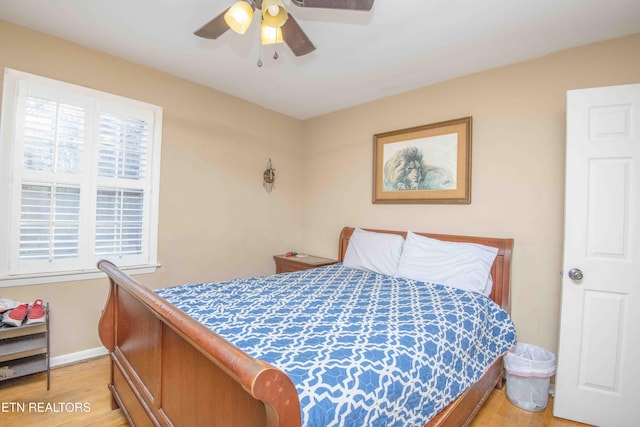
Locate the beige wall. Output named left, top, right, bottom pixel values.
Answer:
left=2, top=18, right=640, bottom=360
left=0, top=20, right=304, bottom=358
left=300, top=33, right=640, bottom=354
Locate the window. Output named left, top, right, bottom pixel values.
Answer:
left=0, top=69, right=162, bottom=286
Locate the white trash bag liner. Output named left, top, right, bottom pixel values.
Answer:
left=505, top=343, right=556, bottom=377
left=504, top=343, right=556, bottom=412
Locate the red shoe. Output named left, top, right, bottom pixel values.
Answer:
left=4, top=303, right=28, bottom=327
left=26, top=299, right=46, bottom=325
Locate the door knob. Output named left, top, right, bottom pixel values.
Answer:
left=568, top=268, right=584, bottom=281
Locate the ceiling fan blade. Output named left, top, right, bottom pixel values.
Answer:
left=194, top=9, right=230, bottom=39
left=281, top=15, right=316, bottom=56
left=290, top=0, right=374, bottom=11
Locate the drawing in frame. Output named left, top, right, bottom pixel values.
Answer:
left=373, top=117, right=472, bottom=204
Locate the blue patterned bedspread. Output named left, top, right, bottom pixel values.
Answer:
left=156, top=263, right=516, bottom=426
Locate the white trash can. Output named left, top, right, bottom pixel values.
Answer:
left=504, top=343, right=556, bottom=412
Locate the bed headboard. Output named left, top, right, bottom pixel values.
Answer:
left=337, top=227, right=514, bottom=313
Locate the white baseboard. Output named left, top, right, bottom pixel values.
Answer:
left=50, top=346, right=109, bottom=368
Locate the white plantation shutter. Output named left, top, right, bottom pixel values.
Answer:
left=94, top=110, right=150, bottom=261
left=98, top=112, right=148, bottom=180
left=18, top=94, right=85, bottom=265
left=12, top=85, right=89, bottom=274
left=20, top=184, right=81, bottom=261
left=95, top=188, right=144, bottom=257
left=22, top=97, right=85, bottom=174
left=0, top=69, right=162, bottom=284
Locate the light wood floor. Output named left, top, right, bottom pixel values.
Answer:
left=0, top=356, right=591, bottom=426
left=471, top=386, right=591, bottom=427
left=0, top=356, right=127, bottom=427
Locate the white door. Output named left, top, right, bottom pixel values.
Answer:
left=555, top=83, right=640, bottom=426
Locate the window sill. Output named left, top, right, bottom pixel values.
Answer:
left=0, top=264, right=161, bottom=288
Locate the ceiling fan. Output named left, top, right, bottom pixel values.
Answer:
left=194, top=0, right=374, bottom=57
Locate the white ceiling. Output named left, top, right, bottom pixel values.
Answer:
left=1, top=0, right=639, bottom=119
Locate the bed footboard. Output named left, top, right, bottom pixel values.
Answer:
left=97, top=260, right=301, bottom=427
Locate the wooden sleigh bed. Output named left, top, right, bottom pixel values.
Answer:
left=98, top=227, right=513, bottom=427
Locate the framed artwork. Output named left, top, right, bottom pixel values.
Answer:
left=372, top=116, right=472, bottom=204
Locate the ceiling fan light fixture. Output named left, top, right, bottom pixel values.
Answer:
left=261, top=22, right=283, bottom=45
left=261, top=0, right=288, bottom=28
left=224, top=1, right=255, bottom=34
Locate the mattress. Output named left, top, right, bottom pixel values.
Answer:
left=156, top=263, right=516, bottom=426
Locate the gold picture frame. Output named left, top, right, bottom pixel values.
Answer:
left=373, top=117, right=472, bottom=204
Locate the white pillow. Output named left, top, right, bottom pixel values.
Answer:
left=343, top=228, right=404, bottom=276
left=397, top=231, right=498, bottom=296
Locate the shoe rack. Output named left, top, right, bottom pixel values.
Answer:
left=0, top=303, right=50, bottom=390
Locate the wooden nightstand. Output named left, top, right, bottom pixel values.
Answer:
left=273, top=254, right=338, bottom=274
